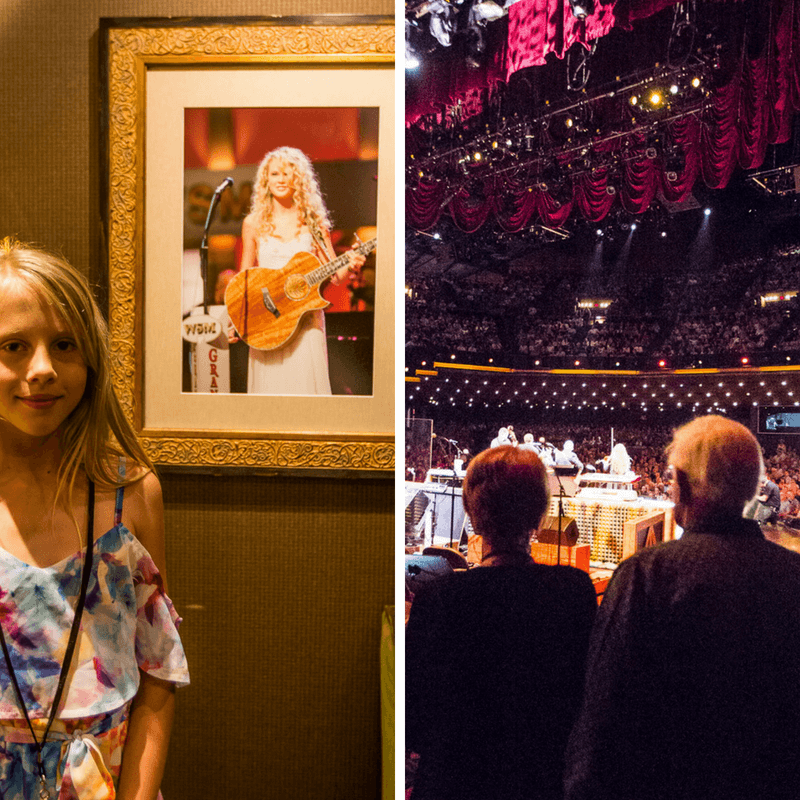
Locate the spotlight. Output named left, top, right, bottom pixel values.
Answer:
left=704, top=207, right=711, bottom=216
left=568, top=0, right=595, bottom=19
left=649, top=91, right=663, bottom=106
left=473, top=151, right=483, bottom=161
left=631, top=222, right=637, bottom=230
left=692, top=77, right=701, bottom=88
left=669, top=84, right=679, bottom=94
left=658, top=359, right=667, bottom=368
left=596, top=229, right=603, bottom=236
left=630, top=95, right=638, bottom=106
left=741, top=356, right=749, bottom=365
left=470, top=0, right=505, bottom=23
left=661, top=231, right=667, bottom=237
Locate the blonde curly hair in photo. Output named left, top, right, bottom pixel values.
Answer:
left=249, top=146, right=332, bottom=244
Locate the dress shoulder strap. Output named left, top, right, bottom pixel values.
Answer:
left=114, top=457, right=126, bottom=526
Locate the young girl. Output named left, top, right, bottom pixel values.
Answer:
left=233, top=146, right=365, bottom=395
left=0, top=238, right=189, bottom=799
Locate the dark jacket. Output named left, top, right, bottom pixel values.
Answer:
left=407, top=562, right=597, bottom=800
left=565, top=516, right=800, bottom=800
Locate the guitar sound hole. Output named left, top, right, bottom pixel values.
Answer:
left=285, top=274, right=310, bottom=301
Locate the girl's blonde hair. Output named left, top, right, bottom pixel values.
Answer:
left=249, top=146, right=331, bottom=243
left=609, top=443, right=632, bottom=475
left=0, top=237, right=154, bottom=500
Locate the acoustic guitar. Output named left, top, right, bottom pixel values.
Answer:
left=225, top=238, right=376, bottom=351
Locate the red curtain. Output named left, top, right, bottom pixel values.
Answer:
left=407, top=0, right=800, bottom=231
left=506, top=0, right=617, bottom=75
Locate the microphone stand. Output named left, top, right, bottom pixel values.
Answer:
left=553, top=469, right=567, bottom=566
left=199, top=179, right=232, bottom=313
left=442, top=438, right=462, bottom=548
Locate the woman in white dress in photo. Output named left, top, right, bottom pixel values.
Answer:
left=234, top=146, right=364, bottom=395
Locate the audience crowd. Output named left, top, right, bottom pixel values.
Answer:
left=406, top=243, right=800, bottom=367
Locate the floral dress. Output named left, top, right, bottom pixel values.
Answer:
left=0, top=484, right=189, bottom=800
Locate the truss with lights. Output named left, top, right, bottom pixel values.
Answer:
left=747, top=164, right=800, bottom=196
left=407, top=58, right=713, bottom=200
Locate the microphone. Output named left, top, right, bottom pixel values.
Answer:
left=214, top=177, right=234, bottom=195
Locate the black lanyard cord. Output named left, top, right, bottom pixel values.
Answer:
left=0, top=480, right=95, bottom=792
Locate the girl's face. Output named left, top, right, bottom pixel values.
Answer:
left=0, top=277, right=87, bottom=440
left=266, top=159, right=295, bottom=202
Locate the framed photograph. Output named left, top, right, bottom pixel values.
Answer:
left=101, top=17, right=395, bottom=474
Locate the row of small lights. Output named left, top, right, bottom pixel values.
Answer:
left=405, top=353, right=799, bottom=369
left=406, top=373, right=800, bottom=413
left=595, top=207, right=711, bottom=238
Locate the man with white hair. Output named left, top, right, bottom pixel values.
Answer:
left=565, top=415, right=800, bottom=800
left=553, top=439, right=583, bottom=470
left=490, top=427, right=514, bottom=448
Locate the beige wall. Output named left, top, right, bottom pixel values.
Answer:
left=0, top=3, right=394, bottom=798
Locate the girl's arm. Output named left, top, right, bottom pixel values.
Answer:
left=240, top=215, right=258, bottom=271
left=117, top=674, right=175, bottom=800
left=117, top=471, right=176, bottom=800
left=322, top=228, right=365, bottom=284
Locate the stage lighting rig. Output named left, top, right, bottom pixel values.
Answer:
left=746, top=164, right=800, bottom=196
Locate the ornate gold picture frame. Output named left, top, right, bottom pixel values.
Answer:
left=101, top=18, right=394, bottom=474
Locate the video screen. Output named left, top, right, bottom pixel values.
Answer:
left=758, top=406, right=800, bottom=434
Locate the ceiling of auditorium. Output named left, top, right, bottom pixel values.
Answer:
left=405, top=1, right=800, bottom=277
left=405, top=2, right=800, bottom=421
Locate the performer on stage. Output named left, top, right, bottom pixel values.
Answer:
left=554, top=440, right=583, bottom=471
left=756, top=476, right=781, bottom=525
left=519, top=433, right=538, bottom=452
left=537, top=437, right=556, bottom=466
left=231, top=146, right=365, bottom=395
left=597, top=443, right=633, bottom=475
left=490, top=426, right=517, bottom=448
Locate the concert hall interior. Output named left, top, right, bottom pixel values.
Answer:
left=405, top=3, right=800, bottom=555
left=405, top=4, right=800, bottom=796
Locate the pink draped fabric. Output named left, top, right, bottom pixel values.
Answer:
left=407, top=0, right=800, bottom=232
left=406, top=0, right=680, bottom=126
left=406, top=21, right=508, bottom=127
left=506, top=0, right=617, bottom=75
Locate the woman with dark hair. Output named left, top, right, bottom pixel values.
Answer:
left=406, top=446, right=597, bottom=800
